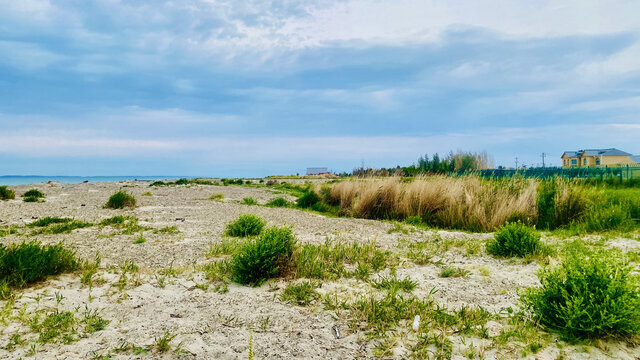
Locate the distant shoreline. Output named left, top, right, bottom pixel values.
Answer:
left=0, top=176, right=187, bottom=186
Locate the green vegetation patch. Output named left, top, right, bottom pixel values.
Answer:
left=279, top=280, right=321, bottom=306
left=0, top=241, right=78, bottom=291
left=100, top=216, right=150, bottom=234
left=266, top=197, right=294, bottom=208
left=105, top=191, right=136, bottom=209
left=231, top=226, right=296, bottom=286
left=224, top=214, right=266, bottom=237
left=296, top=191, right=320, bottom=208
left=0, top=186, right=15, bottom=200
left=522, top=243, right=640, bottom=341
left=294, top=240, right=390, bottom=280
left=23, top=189, right=45, bottom=198
left=28, top=217, right=92, bottom=235
left=486, top=221, right=546, bottom=258
left=241, top=197, right=258, bottom=205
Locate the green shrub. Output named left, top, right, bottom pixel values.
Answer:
left=105, top=191, right=136, bottom=209
left=522, top=245, right=640, bottom=341
left=224, top=214, right=266, bottom=237
left=23, top=189, right=45, bottom=198
left=296, top=191, right=320, bottom=208
left=486, top=221, right=543, bottom=258
left=231, top=226, right=296, bottom=286
left=150, top=181, right=167, bottom=187
left=241, top=197, right=258, bottom=205
left=175, top=178, right=189, bottom=185
left=266, top=197, right=293, bottom=208
left=23, top=196, right=40, bottom=203
left=0, top=241, right=78, bottom=289
left=0, top=186, right=15, bottom=200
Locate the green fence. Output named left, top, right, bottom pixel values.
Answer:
left=453, top=165, right=640, bottom=181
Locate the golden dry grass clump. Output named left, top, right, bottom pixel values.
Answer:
left=327, top=176, right=537, bottom=231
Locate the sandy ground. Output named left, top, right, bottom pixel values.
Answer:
left=0, top=181, right=638, bottom=359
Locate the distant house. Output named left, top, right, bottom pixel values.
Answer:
left=306, top=167, right=329, bottom=176
left=561, top=148, right=638, bottom=168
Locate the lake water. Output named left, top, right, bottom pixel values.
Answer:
left=0, top=176, right=188, bottom=186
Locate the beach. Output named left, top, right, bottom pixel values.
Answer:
left=0, top=180, right=638, bottom=359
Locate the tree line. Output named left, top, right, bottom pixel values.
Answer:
left=351, top=150, right=493, bottom=177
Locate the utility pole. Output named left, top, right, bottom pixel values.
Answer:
left=515, top=157, right=519, bottom=169
left=541, top=152, right=546, bottom=168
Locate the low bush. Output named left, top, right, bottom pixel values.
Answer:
left=23, top=189, right=45, bottom=198
left=231, top=226, right=296, bottom=286
left=241, top=197, right=258, bottom=205
left=0, top=186, right=15, bottom=200
left=175, top=178, right=189, bottom=185
left=296, top=191, right=320, bottom=208
left=23, top=196, right=40, bottom=203
left=0, top=241, right=78, bottom=290
left=522, top=245, right=640, bottom=341
left=486, top=221, right=543, bottom=258
left=224, top=214, right=266, bottom=237
left=266, top=197, right=293, bottom=208
left=105, top=191, right=136, bottom=209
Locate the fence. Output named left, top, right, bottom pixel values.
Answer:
left=453, top=165, right=640, bottom=181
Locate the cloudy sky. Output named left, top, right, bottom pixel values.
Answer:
left=1, top=0, right=639, bottom=176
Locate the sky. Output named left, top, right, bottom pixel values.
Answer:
left=1, top=0, right=639, bottom=177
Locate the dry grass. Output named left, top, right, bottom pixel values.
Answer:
left=328, top=176, right=537, bottom=231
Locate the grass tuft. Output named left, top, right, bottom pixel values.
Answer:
left=266, top=197, right=293, bottom=208
left=0, top=241, right=78, bottom=293
left=105, top=191, right=136, bottom=209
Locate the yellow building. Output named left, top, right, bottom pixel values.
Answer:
left=561, top=148, right=638, bottom=168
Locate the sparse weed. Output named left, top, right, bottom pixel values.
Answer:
left=371, top=275, right=417, bottom=292
left=279, top=280, right=321, bottom=306
left=242, top=197, right=258, bottom=205
left=439, top=265, right=469, bottom=278
left=294, top=240, right=390, bottom=280
left=209, top=193, right=225, bottom=201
